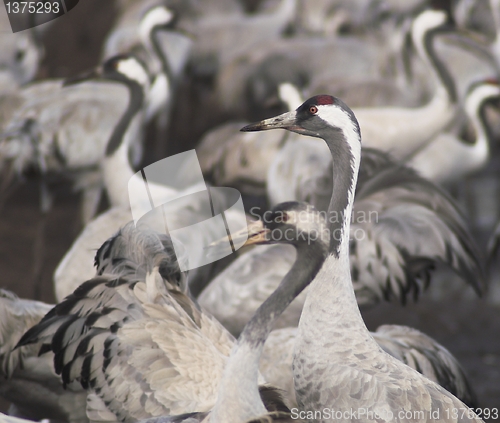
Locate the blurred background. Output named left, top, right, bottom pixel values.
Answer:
left=0, top=0, right=499, bottom=419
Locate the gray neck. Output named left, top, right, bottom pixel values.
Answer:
left=105, top=80, right=144, bottom=156
left=323, top=127, right=356, bottom=257
left=242, top=242, right=327, bottom=346
left=424, top=27, right=458, bottom=103
left=477, top=98, right=494, bottom=146
left=152, top=27, right=174, bottom=84
left=293, top=126, right=381, bottom=416
left=210, top=241, right=326, bottom=423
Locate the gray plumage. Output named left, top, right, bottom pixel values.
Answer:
left=52, top=183, right=245, bottom=301
left=0, top=59, right=146, bottom=223
left=196, top=82, right=306, bottom=197
left=18, top=206, right=319, bottom=423
left=136, top=412, right=208, bottom=423
left=18, top=223, right=211, bottom=422
left=103, top=2, right=192, bottom=124
left=487, top=219, right=500, bottom=264
left=197, top=121, right=293, bottom=196
left=208, top=202, right=327, bottom=423
left=323, top=9, right=458, bottom=159
left=372, top=325, right=477, bottom=407
left=0, top=289, right=88, bottom=423
left=217, top=9, right=458, bottom=161
left=216, top=35, right=392, bottom=119
left=199, top=146, right=484, bottom=335
left=93, top=222, right=188, bottom=293
left=269, top=142, right=485, bottom=301
left=184, top=0, right=296, bottom=78
left=135, top=202, right=327, bottom=423
left=261, top=324, right=477, bottom=409
left=241, top=93, right=483, bottom=422
left=407, top=80, right=500, bottom=183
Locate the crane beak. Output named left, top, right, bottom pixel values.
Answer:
left=241, top=110, right=303, bottom=133
left=242, top=219, right=271, bottom=246
left=206, top=219, right=271, bottom=255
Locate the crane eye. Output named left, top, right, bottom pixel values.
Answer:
left=309, top=106, right=318, bottom=114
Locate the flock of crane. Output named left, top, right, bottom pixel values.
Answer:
left=0, top=0, right=500, bottom=422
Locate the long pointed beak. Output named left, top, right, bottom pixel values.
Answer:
left=240, top=110, right=301, bottom=132
left=207, top=219, right=271, bottom=254
left=225, top=219, right=272, bottom=247
left=63, top=67, right=102, bottom=87
left=241, top=219, right=271, bottom=246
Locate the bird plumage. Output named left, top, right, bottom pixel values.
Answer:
left=199, top=146, right=485, bottom=334
left=261, top=324, right=478, bottom=409
left=19, top=223, right=237, bottom=422
left=0, top=2, right=496, bottom=421
left=103, top=2, right=192, bottom=126
left=241, top=94, right=483, bottom=422
left=0, top=289, right=88, bottom=423
left=17, top=219, right=304, bottom=422
left=0, top=63, right=144, bottom=223
left=407, top=79, right=500, bottom=183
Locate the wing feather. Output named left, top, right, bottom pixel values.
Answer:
left=17, top=224, right=237, bottom=421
